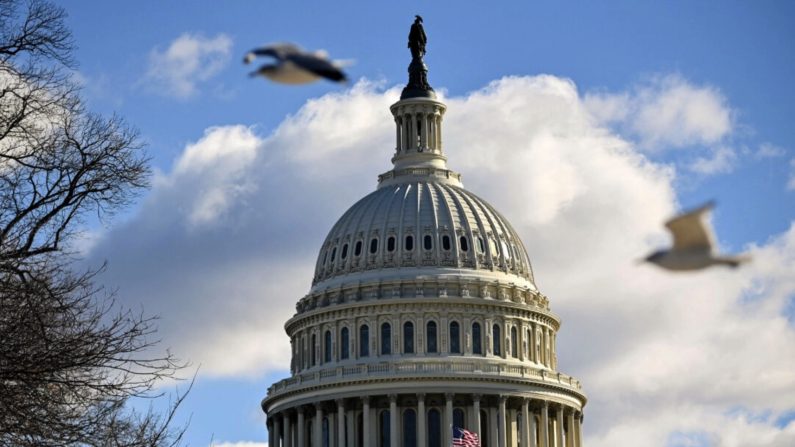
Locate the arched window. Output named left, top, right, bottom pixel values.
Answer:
left=324, top=330, right=332, bottom=363
left=442, top=235, right=451, bottom=251
left=477, top=237, right=485, bottom=254
left=330, top=247, right=337, bottom=262
left=311, top=333, right=317, bottom=366
left=341, top=243, right=348, bottom=259
left=423, top=235, right=433, bottom=250
left=449, top=321, right=461, bottom=354
left=535, top=329, right=542, bottom=362
left=525, top=329, right=531, bottom=358
left=511, top=326, right=518, bottom=358
left=492, top=324, right=501, bottom=356
left=479, top=410, right=489, bottom=447
left=403, top=322, right=414, bottom=354
left=405, top=235, right=414, bottom=251
left=472, top=322, right=482, bottom=355
left=355, top=240, right=362, bottom=257
left=340, top=327, right=350, bottom=360
left=453, top=408, right=465, bottom=431
left=403, top=409, right=417, bottom=447
left=428, top=409, right=441, bottom=447
left=426, top=321, right=438, bottom=353
left=460, top=236, right=469, bottom=252
left=387, top=236, right=396, bottom=252
left=370, top=238, right=379, bottom=254
left=381, top=322, right=392, bottom=355
left=360, top=325, right=370, bottom=357
left=380, top=410, right=391, bottom=447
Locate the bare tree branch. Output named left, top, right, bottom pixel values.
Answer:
left=0, top=1, right=190, bottom=445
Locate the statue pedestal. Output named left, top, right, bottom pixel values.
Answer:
left=401, top=58, right=436, bottom=99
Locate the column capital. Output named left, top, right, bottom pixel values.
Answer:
left=296, top=406, right=304, bottom=415
left=314, top=402, right=323, bottom=411
left=444, top=392, right=454, bottom=401
left=388, top=393, right=398, bottom=403
left=335, top=398, right=345, bottom=408
left=362, top=395, right=370, bottom=405
left=542, top=400, right=549, bottom=409
left=417, top=392, right=426, bottom=401
left=472, top=393, right=481, bottom=403
left=498, top=394, right=507, bottom=403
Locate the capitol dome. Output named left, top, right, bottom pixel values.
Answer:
left=264, top=19, right=585, bottom=447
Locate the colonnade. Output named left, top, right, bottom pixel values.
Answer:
left=394, top=111, right=443, bottom=153
left=267, top=393, right=582, bottom=447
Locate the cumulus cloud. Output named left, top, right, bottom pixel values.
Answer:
left=144, top=33, right=232, bottom=98
left=87, top=75, right=795, bottom=445
left=688, top=146, right=737, bottom=175
left=584, top=74, right=733, bottom=151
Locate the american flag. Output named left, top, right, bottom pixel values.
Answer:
left=452, top=427, right=480, bottom=446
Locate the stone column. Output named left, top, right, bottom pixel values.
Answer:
left=473, top=394, right=481, bottom=436
left=566, top=410, right=574, bottom=447
left=363, top=397, right=371, bottom=447
left=419, top=113, right=427, bottom=150
left=529, top=411, right=537, bottom=447
left=576, top=413, right=583, bottom=447
left=389, top=394, right=398, bottom=447
left=498, top=395, right=507, bottom=447
left=297, top=408, right=305, bottom=447
left=418, top=394, right=427, bottom=447
left=284, top=412, right=292, bottom=447
left=521, top=399, right=530, bottom=447
left=274, top=414, right=282, bottom=447
left=337, top=399, right=345, bottom=447
left=437, top=115, right=443, bottom=149
left=445, top=393, right=454, bottom=447
left=395, top=117, right=402, bottom=152
left=314, top=404, right=323, bottom=447
left=268, top=420, right=274, bottom=447
left=556, top=407, right=564, bottom=447
left=539, top=403, right=549, bottom=447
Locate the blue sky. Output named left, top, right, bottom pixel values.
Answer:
left=60, top=1, right=795, bottom=446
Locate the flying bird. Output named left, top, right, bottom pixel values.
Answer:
left=244, top=43, right=348, bottom=84
left=643, top=201, right=750, bottom=272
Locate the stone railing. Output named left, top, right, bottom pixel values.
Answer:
left=266, top=359, right=583, bottom=397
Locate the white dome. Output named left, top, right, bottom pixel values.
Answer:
left=312, top=180, right=536, bottom=292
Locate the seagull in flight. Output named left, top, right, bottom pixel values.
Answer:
left=244, top=43, right=348, bottom=84
left=643, top=202, right=750, bottom=271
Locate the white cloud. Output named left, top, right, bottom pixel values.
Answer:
left=688, top=146, right=737, bottom=175
left=755, top=142, right=786, bottom=159
left=87, top=75, right=795, bottom=445
left=212, top=442, right=267, bottom=447
left=144, top=33, right=232, bottom=98
left=584, top=74, right=733, bottom=151
left=788, top=158, right=795, bottom=191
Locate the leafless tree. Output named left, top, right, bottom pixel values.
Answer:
left=0, top=1, right=189, bottom=445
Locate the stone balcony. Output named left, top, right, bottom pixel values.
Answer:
left=266, top=357, right=584, bottom=401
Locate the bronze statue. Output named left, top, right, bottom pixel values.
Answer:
left=401, top=15, right=435, bottom=99
left=408, top=15, right=427, bottom=60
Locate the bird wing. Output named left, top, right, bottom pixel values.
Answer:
left=246, top=43, right=303, bottom=61
left=286, top=53, right=347, bottom=82
left=664, top=201, right=716, bottom=251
